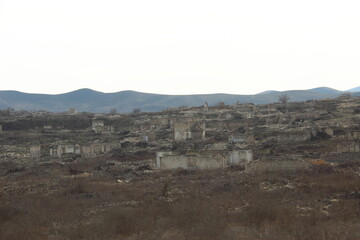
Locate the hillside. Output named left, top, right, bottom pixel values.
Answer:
left=349, top=86, right=360, bottom=92
left=1, top=96, right=360, bottom=240
left=0, top=87, right=358, bottom=113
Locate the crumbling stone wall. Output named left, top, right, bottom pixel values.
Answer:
left=50, top=144, right=81, bottom=158
left=156, top=150, right=252, bottom=170
left=81, top=143, right=116, bottom=157
left=174, top=122, right=192, bottom=141
left=156, top=151, right=226, bottom=170
left=49, top=143, right=115, bottom=158
left=337, top=142, right=360, bottom=152
left=30, top=145, right=41, bottom=159
left=229, top=150, right=253, bottom=165
left=173, top=121, right=205, bottom=141
left=92, top=119, right=115, bottom=133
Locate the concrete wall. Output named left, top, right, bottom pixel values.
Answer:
left=156, top=152, right=170, bottom=168
left=346, top=132, right=360, bottom=140
left=92, top=120, right=104, bottom=133
left=157, top=153, right=226, bottom=170
left=93, top=125, right=115, bottom=133
left=186, top=154, right=226, bottom=170
left=54, top=144, right=81, bottom=158
left=160, top=118, right=170, bottom=128
left=256, top=105, right=278, bottom=114
left=30, top=145, right=41, bottom=158
left=305, top=127, right=334, bottom=140
left=140, top=132, right=157, bottom=142
left=81, top=143, right=115, bottom=157
left=337, top=142, right=360, bottom=153
left=50, top=143, right=114, bottom=158
left=92, top=120, right=114, bottom=133
left=157, top=153, right=188, bottom=170
left=174, top=130, right=192, bottom=141
left=173, top=122, right=205, bottom=141
left=229, top=150, right=253, bottom=165
left=174, top=122, right=192, bottom=141
left=156, top=151, right=251, bottom=170
left=92, top=120, right=104, bottom=127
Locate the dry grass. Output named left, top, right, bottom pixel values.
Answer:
left=1, top=159, right=360, bottom=240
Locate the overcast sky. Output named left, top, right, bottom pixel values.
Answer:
left=0, top=0, right=359, bottom=95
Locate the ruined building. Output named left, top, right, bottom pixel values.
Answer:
left=0, top=96, right=359, bottom=171
left=92, top=119, right=115, bottom=133
left=156, top=150, right=253, bottom=170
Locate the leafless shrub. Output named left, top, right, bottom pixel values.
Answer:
left=132, top=108, right=141, bottom=114
left=216, top=101, right=225, bottom=107
left=68, top=166, right=85, bottom=175
left=69, top=179, right=88, bottom=194
left=109, top=108, right=117, bottom=115
left=340, top=91, right=352, bottom=99
left=278, top=94, right=290, bottom=104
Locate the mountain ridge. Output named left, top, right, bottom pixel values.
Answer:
left=0, top=87, right=359, bottom=113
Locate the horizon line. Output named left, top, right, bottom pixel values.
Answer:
left=0, top=86, right=357, bottom=96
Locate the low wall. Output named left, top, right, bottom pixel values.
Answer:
left=156, top=150, right=252, bottom=170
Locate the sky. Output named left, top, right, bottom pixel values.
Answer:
left=0, top=0, right=359, bottom=95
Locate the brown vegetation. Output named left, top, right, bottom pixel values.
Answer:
left=1, top=158, right=360, bottom=240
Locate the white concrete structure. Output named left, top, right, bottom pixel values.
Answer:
left=156, top=150, right=253, bottom=170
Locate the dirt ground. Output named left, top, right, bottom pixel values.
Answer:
left=1, top=157, right=360, bottom=240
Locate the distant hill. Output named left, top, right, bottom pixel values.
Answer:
left=307, top=87, right=341, bottom=94
left=0, top=87, right=356, bottom=113
left=348, top=86, right=360, bottom=92
left=256, top=90, right=280, bottom=95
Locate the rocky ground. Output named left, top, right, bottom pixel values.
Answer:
left=1, top=96, right=360, bottom=239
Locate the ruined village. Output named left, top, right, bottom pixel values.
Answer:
left=1, top=96, right=360, bottom=240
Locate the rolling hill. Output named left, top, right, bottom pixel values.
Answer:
left=348, top=86, right=360, bottom=92
left=0, top=87, right=358, bottom=113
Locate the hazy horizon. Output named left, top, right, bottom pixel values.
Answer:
left=0, top=85, right=358, bottom=96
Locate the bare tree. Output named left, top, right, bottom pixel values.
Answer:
left=132, top=108, right=141, bottom=114
left=216, top=101, right=225, bottom=107
left=278, top=94, right=290, bottom=113
left=278, top=94, right=290, bottom=104
left=340, top=91, right=352, bottom=99
left=110, top=108, right=117, bottom=115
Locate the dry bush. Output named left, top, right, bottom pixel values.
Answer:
left=162, top=197, right=227, bottom=240
left=300, top=171, right=360, bottom=194
left=337, top=161, right=360, bottom=169
left=68, top=158, right=107, bottom=173
left=309, top=164, right=336, bottom=174
left=69, top=179, right=88, bottom=194
left=97, top=207, right=144, bottom=237
left=68, top=166, right=85, bottom=175
left=0, top=203, right=18, bottom=226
